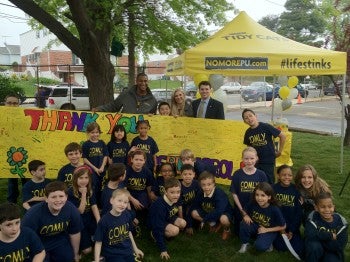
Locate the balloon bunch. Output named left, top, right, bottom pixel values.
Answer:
left=275, top=76, right=299, bottom=111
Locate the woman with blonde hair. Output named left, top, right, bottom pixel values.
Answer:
left=170, top=88, right=193, bottom=117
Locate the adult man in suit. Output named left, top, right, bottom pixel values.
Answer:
left=192, top=80, right=225, bottom=120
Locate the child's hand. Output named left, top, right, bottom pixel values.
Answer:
left=332, top=233, right=337, bottom=240
left=97, top=167, right=104, bottom=173
left=243, top=215, right=252, bottom=224
left=160, top=251, right=170, bottom=260
left=287, top=232, right=293, bottom=240
left=129, top=146, right=138, bottom=153
left=200, top=222, right=205, bottom=230
left=79, top=187, right=87, bottom=195
left=258, top=226, right=268, bottom=234
left=185, top=227, right=194, bottom=236
left=131, top=199, right=144, bottom=210
left=135, top=248, right=144, bottom=259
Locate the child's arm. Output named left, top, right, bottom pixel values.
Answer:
left=69, top=232, right=81, bottom=262
left=77, top=188, right=88, bottom=214
left=258, top=224, right=286, bottom=234
left=32, top=250, right=46, bottom=262
left=94, top=241, right=102, bottom=262
left=129, top=231, right=144, bottom=259
left=232, top=193, right=246, bottom=216
left=83, top=158, right=99, bottom=174
left=22, top=201, right=31, bottom=210
left=91, top=204, right=101, bottom=223
left=129, top=195, right=144, bottom=210
left=276, top=131, right=286, bottom=157
left=98, top=156, right=108, bottom=173
left=153, top=154, right=157, bottom=173
left=178, top=205, right=183, bottom=219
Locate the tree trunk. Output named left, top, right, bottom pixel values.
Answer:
left=128, top=12, right=136, bottom=88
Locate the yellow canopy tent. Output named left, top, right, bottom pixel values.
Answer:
left=166, top=11, right=347, bottom=76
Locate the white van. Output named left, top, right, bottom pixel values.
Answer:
left=47, top=85, right=90, bottom=110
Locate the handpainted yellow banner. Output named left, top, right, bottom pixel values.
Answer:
left=0, top=107, right=292, bottom=185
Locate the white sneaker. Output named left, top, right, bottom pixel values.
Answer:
left=266, top=245, right=273, bottom=252
left=238, top=243, right=249, bottom=253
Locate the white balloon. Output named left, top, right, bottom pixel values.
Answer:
left=209, top=74, right=224, bottom=91
left=274, top=98, right=282, bottom=112
left=287, top=88, right=298, bottom=100
left=282, top=99, right=292, bottom=111
left=213, top=89, right=228, bottom=113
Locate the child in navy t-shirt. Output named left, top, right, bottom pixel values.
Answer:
left=94, top=189, right=144, bottom=262
left=0, top=203, right=45, bottom=262
left=22, top=181, right=83, bottom=262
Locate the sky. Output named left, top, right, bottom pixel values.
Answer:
left=0, top=0, right=286, bottom=46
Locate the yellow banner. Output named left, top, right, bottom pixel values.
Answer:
left=0, top=107, right=292, bottom=185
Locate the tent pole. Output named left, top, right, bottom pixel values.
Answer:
left=340, top=74, right=346, bottom=175
left=271, top=75, right=277, bottom=123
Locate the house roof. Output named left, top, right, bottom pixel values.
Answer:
left=0, top=44, right=20, bottom=55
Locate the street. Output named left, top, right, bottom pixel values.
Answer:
left=225, top=93, right=344, bottom=135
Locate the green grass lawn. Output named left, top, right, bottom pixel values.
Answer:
left=1, top=132, right=349, bottom=261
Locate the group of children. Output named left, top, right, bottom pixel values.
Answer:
left=1, top=111, right=348, bottom=261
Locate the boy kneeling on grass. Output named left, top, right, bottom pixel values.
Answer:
left=191, top=171, right=233, bottom=240
left=148, top=178, right=186, bottom=260
left=305, top=191, right=348, bottom=262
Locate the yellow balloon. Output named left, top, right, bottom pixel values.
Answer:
left=279, top=86, right=290, bottom=99
left=193, top=74, right=208, bottom=86
left=288, top=76, right=299, bottom=88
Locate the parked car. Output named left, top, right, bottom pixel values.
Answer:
left=296, top=84, right=309, bottom=98
left=47, top=85, right=90, bottom=110
left=324, top=81, right=349, bottom=96
left=152, top=89, right=173, bottom=105
left=241, top=81, right=277, bottom=102
left=152, top=88, right=193, bottom=105
left=220, top=82, right=242, bottom=94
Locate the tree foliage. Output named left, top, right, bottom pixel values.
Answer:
left=9, top=0, right=233, bottom=108
left=260, top=0, right=326, bottom=47
left=0, top=75, right=25, bottom=103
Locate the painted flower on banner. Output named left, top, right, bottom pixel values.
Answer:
left=7, top=147, right=28, bottom=178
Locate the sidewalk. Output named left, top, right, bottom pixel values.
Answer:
left=227, top=95, right=337, bottom=111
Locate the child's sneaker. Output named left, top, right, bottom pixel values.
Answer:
left=238, top=243, right=249, bottom=253
left=266, top=245, right=273, bottom=252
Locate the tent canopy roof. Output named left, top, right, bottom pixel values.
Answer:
left=166, top=11, right=346, bottom=76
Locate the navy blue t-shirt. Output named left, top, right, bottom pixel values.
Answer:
left=0, top=227, right=44, bottom=262
left=57, top=163, right=77, bottom=188
left=21, top=201, right=83, bottom=251
left=107, top=140, right=130, bottom=165
left=230, top=168, right=268, bottom=210
left=22, top=178, right=51, bottom=207
left=82, top=140, right=108, bottom=168
left=243, top=122, right=281, bottom=164
left=180, top=180, right=200, bottom=209
left=130, top=136, right=159, bottom=171
left=246, top=202, right=285, bottom=228
left=125, top=166, right=154, bottom=208
left=148, top=196, right=180, bottom=252
left=67, top=187, right=97, bottom=224
left=95, top=211, right=133, bottom=257
left=273, top=182, right=302, bottom=233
